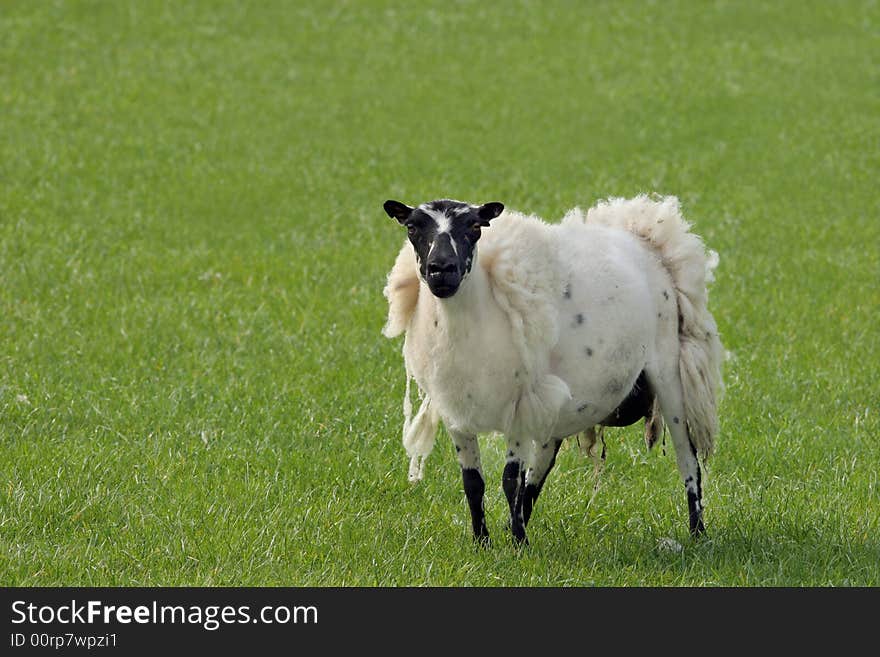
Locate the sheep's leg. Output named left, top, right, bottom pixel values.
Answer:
left=647, top=371, right=705, bottom=536
left=522, top=439, right=564, bottom=527
left=502, top=436, right=530, bottom=544
left=449, top=430, right=489, bottom=542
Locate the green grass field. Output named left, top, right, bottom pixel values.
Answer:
left=2, top=0, right=878, bottom=586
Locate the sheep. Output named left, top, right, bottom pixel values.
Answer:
left=382, top=196, right=723, bottom=544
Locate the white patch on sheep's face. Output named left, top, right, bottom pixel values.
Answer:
left=421, top=206, right=459, bottom=257
left=384, top=198, right=504, bottom=299
left=420, top=205, right=452, bottom=234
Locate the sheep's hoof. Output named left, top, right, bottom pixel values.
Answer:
left=472, top=528, right=491, bottom=547
left=687, top=490, right=706, bottom=537
left=511, top=522, right=528, bottom=546
left=689, top=513, right=706, bottom=537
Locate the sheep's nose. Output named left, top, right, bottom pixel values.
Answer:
left=427, top=260, right=457, bottom=276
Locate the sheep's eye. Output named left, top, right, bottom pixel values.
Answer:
left=470, top=223, right=481, bottom=234
left=406, top=224, right=417, bottom=236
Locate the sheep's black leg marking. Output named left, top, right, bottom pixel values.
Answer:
left=686, top=489, right=704, bottom=536
left=461, top=468, right=489, bottom=542
left=513, top=438, right=565, bottom=542
left=522, top=439, right=563, bottom=526
left=503, top=436, right=531, bottom=544
left=502, top=460, right=521, bottom=518
left=511, top=469, right=528, bottom=545
left=686, top=439, right=705, bottom=536
left=450, top=431, right=489, bottom=543
left=651, top=376, right=706, bottom=539
left=503, top=460, right=528, bottom=544
left=522, top=484, right=539, bottom=527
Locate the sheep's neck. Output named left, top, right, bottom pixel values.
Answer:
left=431, top=261, right=492, bottom=334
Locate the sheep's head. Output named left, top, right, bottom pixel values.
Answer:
left=383, top=198, right=504, bottom=298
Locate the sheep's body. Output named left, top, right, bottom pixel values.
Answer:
left=402, top=219, right=670, bottom=437
left=383, top=195, right=723, bottom=543
left=549, top=222, right=673, bottom=436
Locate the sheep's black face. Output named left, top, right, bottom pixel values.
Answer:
left=384, top=199, right=504, bottom=298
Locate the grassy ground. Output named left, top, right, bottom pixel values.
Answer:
left=1, top=0, right=878, bottom=586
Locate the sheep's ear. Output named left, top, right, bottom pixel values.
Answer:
left=477, top=202, right=504, bottom=225
left=384, top=200, right=414, bottom=224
